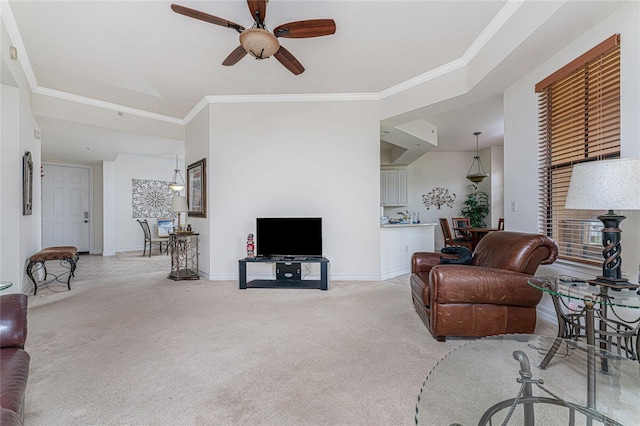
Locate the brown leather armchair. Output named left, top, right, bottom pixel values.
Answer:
left=410, top=231, right=558, bottom=342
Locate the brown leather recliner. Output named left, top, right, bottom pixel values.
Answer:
left=0, top=294, right=30, bottom=426
left=410, top=231, right=558, bottom=342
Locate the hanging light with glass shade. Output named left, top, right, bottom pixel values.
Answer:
left=168, top=155, right=185, bottom=192
left=466, top=131, right=489, bottom=183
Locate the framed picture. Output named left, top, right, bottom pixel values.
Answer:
left=187, top=158, right=206, bottom=217
left=23, top=151, right=33, bottom=216
left=156, top=218, right=174, bottom=237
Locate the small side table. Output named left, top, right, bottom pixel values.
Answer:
left=168, top=232, right=199, bottom=281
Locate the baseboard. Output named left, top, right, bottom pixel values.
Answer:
left=381, top=266, right=410, bottom=281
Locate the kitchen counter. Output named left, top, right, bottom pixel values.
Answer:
left=381, top=222, right=437, bottom=228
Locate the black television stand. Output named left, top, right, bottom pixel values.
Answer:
left=238, top=257, right=330, bottom=290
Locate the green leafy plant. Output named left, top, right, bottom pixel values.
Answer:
left=460, top=184, right=490, bottom=228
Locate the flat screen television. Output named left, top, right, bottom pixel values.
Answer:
left=256, top=217, right=322, bottom=259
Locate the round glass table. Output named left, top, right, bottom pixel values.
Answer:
left=415, top=334, right=640, bottom=425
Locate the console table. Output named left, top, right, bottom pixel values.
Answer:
left=168, top=232, right=199, bottom=281
left=238, top=257, right=329, bottom=290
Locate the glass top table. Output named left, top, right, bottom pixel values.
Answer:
left=527, top=277, right=639, bottom=364
left=415, top=334, right=640, bottom=425
left=527, top=276, right=640, bottom=310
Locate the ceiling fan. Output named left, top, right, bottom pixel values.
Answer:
left=171, top=0, right=336, bottom=75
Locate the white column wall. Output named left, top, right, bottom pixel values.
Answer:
left=102, top=160, right=116, bottom=256
left=201, top=100, right=380, bottom=280
left=185, top=106, right=210, bottom=277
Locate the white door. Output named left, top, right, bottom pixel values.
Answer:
left=42, top=164, right=91, bottom=252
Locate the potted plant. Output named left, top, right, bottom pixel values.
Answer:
left=461, top=184, right=490, bottom=228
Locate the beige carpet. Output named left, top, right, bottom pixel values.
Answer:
left=24, top=269, right=465, bottom=425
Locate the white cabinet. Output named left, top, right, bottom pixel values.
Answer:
left=380, top=169, right=407, bottom=206
left=380, top=224, right=436, bottom=279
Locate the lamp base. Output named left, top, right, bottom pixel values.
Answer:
left=587, top=276, right=639, bottom=290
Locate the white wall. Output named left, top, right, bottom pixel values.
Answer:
left=406, top=151, right=475, bottom=251
left=504, top=1, right=640, bottom=319
left=201, top=100, right=380, bottom=280
left=108, top=154, right=182, bottom=252
left=489, top=145, right=504, bottom=229
left=1, top=25, right=42, bottom=293
left=403, top=149, right=503, bottom=251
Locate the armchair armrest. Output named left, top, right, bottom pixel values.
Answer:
left=0, top=294, right=28, bottom=349
left=411, top=252, right=458, bottom=274
left=430, top=266, right=542, bottom=307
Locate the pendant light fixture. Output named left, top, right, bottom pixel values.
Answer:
left=466, top=131, right=489, bottom=184
left=168, top=155, right=185, bottom=192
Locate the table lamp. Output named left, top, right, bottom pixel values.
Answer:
left=565, top=157, right=640, bottom=288
left=170, top=195, right=189, bottom=232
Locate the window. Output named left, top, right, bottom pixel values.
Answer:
left=536, top=35, right=620, bottom=264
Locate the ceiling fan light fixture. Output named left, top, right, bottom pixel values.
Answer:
left=240, top=28, right=280, bottom=59
left=466, top=131, right=489, bottom=184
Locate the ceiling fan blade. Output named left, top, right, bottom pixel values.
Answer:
left=222, top=46, right=248, bottom=66
left=274, top=46, right=305, bottom=75
left=273, top=19, right=336, bottom=38
left=171, top=4, right=245, bottom=33
left=247, top=0, right=267, bottom=26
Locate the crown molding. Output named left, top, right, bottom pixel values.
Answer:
left=204, top=93, right=379, bottom=104
left=182, top=92, right=379, bottom=125
left=380, top=0, right=524, bottom=99
left=34, top=87, right=184, bottom=125
left=379, top=58, right=466, bottom=99
left=462, top=0, right=523, bottom=64
left=3, top=0, right=523, bottom=128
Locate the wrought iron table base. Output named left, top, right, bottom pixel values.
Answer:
left=26, top=257, right=78, bottom=295
left=479, top=349, right=622, bottom=426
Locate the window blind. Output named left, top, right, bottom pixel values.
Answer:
left=537, top=35, right=620, bottom=264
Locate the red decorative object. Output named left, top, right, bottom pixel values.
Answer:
left=246, top=233, right=255, bottom=258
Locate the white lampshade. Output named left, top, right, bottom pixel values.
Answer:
left=565, top=158, right=640, bottom=211
left=170, top=196, right=189, bottom=213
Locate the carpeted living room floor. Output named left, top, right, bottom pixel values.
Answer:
left=24, top=253, right=555, bottom=425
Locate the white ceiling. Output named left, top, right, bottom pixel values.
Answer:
left=3, top=0, right=629, bottom=163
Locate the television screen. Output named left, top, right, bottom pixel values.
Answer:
left=256, top=218, right=322, bottom=258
